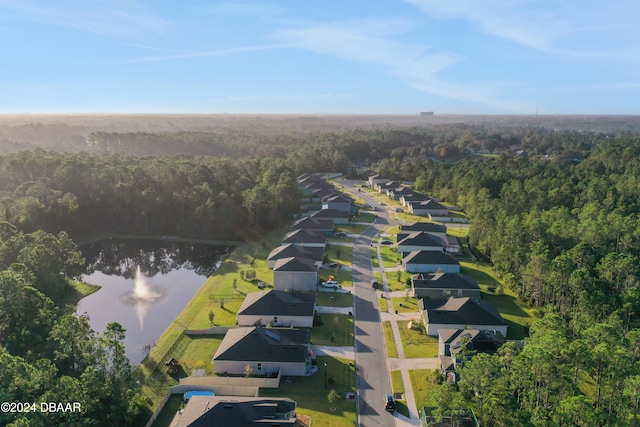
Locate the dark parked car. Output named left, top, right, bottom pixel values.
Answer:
left=334, top=231, right=347, bottom=238
left=383, top=394, right=396, bottom=412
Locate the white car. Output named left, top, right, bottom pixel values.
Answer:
left=321, top=280, right=340, bottom=288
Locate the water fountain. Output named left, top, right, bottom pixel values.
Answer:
left=121, top=266, right=163, bottom=329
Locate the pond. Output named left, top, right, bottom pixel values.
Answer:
left=76, top=238, right=229, bottom=364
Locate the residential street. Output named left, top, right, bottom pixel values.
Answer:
left=342, top=180, right=423, bottom=427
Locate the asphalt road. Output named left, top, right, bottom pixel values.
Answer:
left=343, top=180, right=399, bottom=427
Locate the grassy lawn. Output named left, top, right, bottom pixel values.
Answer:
left=409, top=369, right=438, bottom=411
left=326, top=244, right=353, bottom=267
left=397, top=320, right=439, bottom=358
left=445, top=223, right=469, bottom=238
left=320, top=268, right=353, bottom=288
left=379, top=245, right=401, bottom=268
left=390, top=370, right=410, bottom=417
left=316, top=292, right=354, bottom=308
left=352, top=212, right=376, bottom=223
left=179, top=336, right=224, bottom=375
left=139, top=225, right=290, bottom=413
left=379, top=296, right=389, bottom=313
left=312, top=314, right=354, bottom=346
left=371, top=247, right=379, bottom=268
left=151, top=394, right=183, bottom=427
left=261, top=356, right=356, bottom=427
left=460, top=261, right=535, bottom=340
left=382, top=321, right=398, bottom=358
left=392, top=296, right=420, bottom=313
left=57, top=279, right=101, bottom=307
left=337, top=223, right=369, bottom=234
left=327, top=236, right=356, bottom=244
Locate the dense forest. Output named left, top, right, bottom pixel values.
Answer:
left=1, top=116, right=640, bottom=425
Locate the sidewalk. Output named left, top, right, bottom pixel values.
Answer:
left=377, top=242, right=422, bottom=426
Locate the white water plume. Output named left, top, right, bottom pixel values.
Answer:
left=121, top=266, right=163, bottom=329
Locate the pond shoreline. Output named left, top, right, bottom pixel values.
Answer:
left=74, top=232, right=245, bottom=247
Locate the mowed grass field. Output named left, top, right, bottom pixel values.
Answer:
left=460, top=261, right=535, bottom=339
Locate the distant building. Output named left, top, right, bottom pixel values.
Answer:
left=420, top=111, right=435, bottom=117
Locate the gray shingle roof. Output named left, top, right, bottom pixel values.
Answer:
left=403, top=251, right=460, bottom=265
left=238, top=290, right=315, bottom=317
left=176, top=396, right=297, bottom=427
left=268, top=244, right=323, bottom=264
left=398, top=231, right=444, bottom=247
left=412, top=273, right=479, bottom=290
left=273, top=256, right=317, bottom=272
left=281, top=229, right=326, bottom=244
left=214, top=327, right=310, bottom=363
left=422, top=297, right=507, bottom=327
left=401, top=222, right=447, bottom=233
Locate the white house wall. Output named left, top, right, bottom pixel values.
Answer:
left=214, top=360, right=307, bottom=377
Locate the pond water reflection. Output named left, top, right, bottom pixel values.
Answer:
left=77, top=239, right=229, bottom=364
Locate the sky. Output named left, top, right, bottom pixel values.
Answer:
left=0, top=0, right=639, bottom=114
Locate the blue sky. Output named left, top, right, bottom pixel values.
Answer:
left=1, top=0, right=639, bottom=114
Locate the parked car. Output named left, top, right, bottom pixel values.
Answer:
left=334, top=231, right=347, bottom=238
left=383, top=394, right=396, bottom=412
left=371, top=279, right=378, bottom=288
left=363, top=203, right=372, bottom=208
left=321, top=280, right=340, bottom=288
left=328, top=262, right=339, bottom=268
left=380, top=240, right=393, bottom=245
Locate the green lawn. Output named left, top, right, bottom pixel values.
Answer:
left=379, top=297, right=389, bottom=313
left=151, top=394, right=183, bottom=427
left=316, top=292, right=354, bottom=308
left=460, top=261, right=535, bottom=340
left=409, top=369, right=438, bottom=411
left=336, top=223, right=369, bottom=234
left=312, top=314, right=354, bottom=346
left=391, top=296, right=420, bottom=313
left=326, top=244, right=353, bottom=267
left=390, top=370, right=410, bottom=417
left=382, top=321, right=398, bottom=358
left=57, top=279, right=101, bottom=308
left=352, top=212, right=376, bottom=223
left=397, top=320, right=439, bottom=358
left=379, top=245, right=401, bottom=268
left=261, top=356, right=356, bottom=427
left=371, top=247, right=379, bottom=268
left=446, top=225, right=469, bottom=238
left=179, top=335, right=225, bottom=376
left=320, top=268, right=353, bottom=288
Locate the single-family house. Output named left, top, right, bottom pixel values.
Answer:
left=281, top=229, right=326, bottom=249
left=400, top=192, right=431, bottom=207
left=438, top=328, right=506, bottom=379
left=237, top=290, right=316, bottom=327
left=420, top=297, right=508, bottom=336
left=408, top=199, right=449, bottom=217
left=368, top=174, right=388, bottom=187
left=309, top=208, right=350, bottom=225
left=397, top=231, right=445, bottom=255
left=267, top=244, right=323, bottom=269
left=387, top=186, right=413, bottom=200
left=273, top=257, right=318, bottom=292
left=403, top=251, right=460, bottom=274
left=321, top=194, right=353, bottom=213
left=213, top=327, right=312, bottom=377
left=401, top=222, right=447, bottom=240
left=411, top=273, right=481, bottom=299
left=289, top=217, right=335, bottom=236
left=375, top=180, right=401, bottom=193
left=174, top=396, right=297, bottom=427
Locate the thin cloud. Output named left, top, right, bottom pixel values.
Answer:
left=0, top=0, right=167, bottom=37
left=126, top=44, right=288, bottom=63
left=277, top=20, right=531, bottom=112
left=404, top=0, right=568, bottom=52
